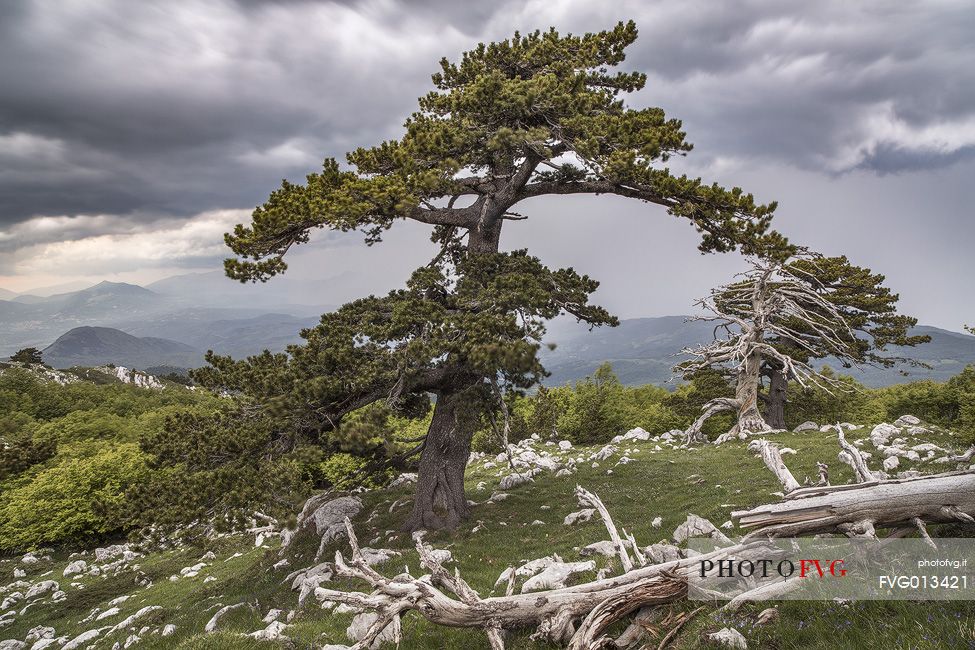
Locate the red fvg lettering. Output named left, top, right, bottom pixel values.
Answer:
left=799, top=559, right=846, bottom=578
left=800, top=559, right=823, bottom=577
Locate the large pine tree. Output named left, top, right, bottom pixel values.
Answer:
left=206, top=22, right=788, bottom=530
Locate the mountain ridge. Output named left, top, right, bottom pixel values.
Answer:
left=42, top=326, right=202, bottom=370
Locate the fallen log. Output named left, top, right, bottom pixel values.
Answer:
left=316, top=468, right=975, bottom=649
left=748, top=439, right=800, bottom=493
left=733, top=470, right=975, bottom=538
left=315, top=512, right=771, bottom=649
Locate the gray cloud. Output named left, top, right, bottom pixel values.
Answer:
left=1, top=0, right=973, bottom=328
left=1, top=0, right=972, bottom=225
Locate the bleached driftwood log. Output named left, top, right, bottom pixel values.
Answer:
left=748, top=439, right=800, bottom=493
left=314, top=493, right=776, bottom=649
left=733, top=470, right=975, bottom=538
left=316, top=469, right=975, bottom=649
left=834, top=424, right=878, bottom=482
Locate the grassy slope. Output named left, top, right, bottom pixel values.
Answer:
left=3, top=425, right=975, bottom=649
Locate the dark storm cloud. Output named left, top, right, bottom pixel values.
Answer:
left=1, top=0, right=974, bottom=331
left=0, top=0, right=453, bottom=223
left=1, top=0, right=973, bottom=229
left=540, top=1, right=975, bottom=174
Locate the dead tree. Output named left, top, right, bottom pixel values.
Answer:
left=678, top=255, right=857, bottom=445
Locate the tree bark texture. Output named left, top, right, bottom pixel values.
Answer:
left=404, top=389, right=474, bottom=531
left=735, top=348, right=770, bottom=434
left=765, top=367, right=788, bottom=430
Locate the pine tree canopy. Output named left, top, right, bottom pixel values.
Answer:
left=779, top=255, right=929, bottom=367
left=179, top=21, right=795, bottom=529
left=224, top=20, right=788, bottom=282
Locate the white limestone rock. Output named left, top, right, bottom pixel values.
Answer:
left=291, top=495, right=363, bottom=548
left=24, top=581, right=58, bottom=600
left=358, top=548, right=401, bottom=567
left=205, top=603, right=250, bottom=633
left=62, top=561, right=87, bottom=577
left=644, top=543, right=681, bottom=564
left=347, top=612, right=397, bottom=648
left=63, top=629, right=102, bottom=650
left=249, top=621, right=288, bottom=642
left=94, top=545, right=128, bottom=563
left=870, top=423, right=900, bottom=448
left=25, top=626, right=55, bottom=643
left=94, top=607, right=120, bottom=621
left=521, top=561, right=595, bottom=592
left=563, top=509, right=596, bottom=526
left=498, top=473, right=533, bottom=490
left=672, top=514, right=731, bottom=545
left=708, top=627, right=747, bottom=648
left=579, top=541, right=618, bottom=558
left=388, top=473, right=417, bottom=488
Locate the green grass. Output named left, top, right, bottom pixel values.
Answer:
left=3, top=424, right=974, bottom=648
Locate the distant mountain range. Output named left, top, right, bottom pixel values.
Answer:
left=0, top=276, right=329, bottom=359
left=540, top=318, right=975, bottom=388
left=43, top=326, right=201, bottom=369
left=3, top=277, right=974, bottom=386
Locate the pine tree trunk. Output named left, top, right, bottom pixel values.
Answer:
left=403, top=388, right=474, bottom=531
left=735, top=349, right=770, bottom=434
left=766, top=368, right=788, bottom=430
left=402, top=217, right=500, bottom=531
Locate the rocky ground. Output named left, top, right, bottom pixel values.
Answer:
left=3, top=417, right=975, bottom=649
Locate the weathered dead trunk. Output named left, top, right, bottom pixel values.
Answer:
left=683, top=397, right=738, bottom=445
left=765, top=367, right=788, bottom=429
left=735, top=349, right=770, bottom=434
left=748, top=439, right=800, bottom=493
left=734, top=470, right=975, bottom=538
left=403, top=390, right=473, bottom=531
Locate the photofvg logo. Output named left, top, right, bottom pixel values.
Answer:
left=698, top=557, right=848, bottom=580
left=687, top=538, right=975, bottom=601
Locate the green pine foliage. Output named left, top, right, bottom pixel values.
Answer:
left=203, top=20, right=792, bottom=530
left=9, top=347, right=44, bottom=364
left=223, top=21, right=788, bottom=283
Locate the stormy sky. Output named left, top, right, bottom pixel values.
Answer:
left=1, top=0, right=973, bottom=330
